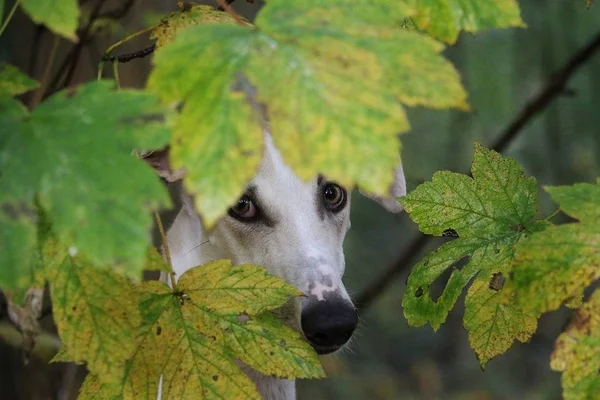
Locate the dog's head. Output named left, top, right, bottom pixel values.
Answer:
left=159, top=134, right=406, bottom=354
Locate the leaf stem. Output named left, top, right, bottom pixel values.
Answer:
left=112, top=60, right=120, bottom=89
left=29, top=35, right=61, bottom=109
left=0, top=0, right=22, bottom=37
left=97, top=25, right=156, bottom=80
left=154, top=212, right=177, bottom=289
left=544, top=208, right=561, bottom=222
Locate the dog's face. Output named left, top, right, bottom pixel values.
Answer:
left=208, top=136, right=353, bottom=354
left=163, top=133, right=405, bottom=355
left=200, top=135, right=406, bottom=354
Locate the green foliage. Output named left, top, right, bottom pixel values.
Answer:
left=0, top=81, right=171, bottom=281
left=400, top=144, right=542, bottom=365
left=551, top=288, right=600, bottom=400
left=20, top=0, right=79, bottom=40
left=402, top=0, right=525, bottom=44
left=510, top=182, right=600, bottom=314
left=8, top=0, right=594, bottom=398
left=71, top=259, right=322, bottom=399
left=148, top=0, right=475, bottom=225
left=45, top=240, right=141, bottom=380
left=0, top=218, right=37, bottom=291
left=0, top=63, right=38, bottom=96
left=404, top=142, right=600, bottom=396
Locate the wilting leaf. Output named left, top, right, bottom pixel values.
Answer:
left=21, top=0, right=79, bottom=41
left=403, top=0, right=525, bottom=44
left=511, top=182, right=600, bottom=314
left=149, top=0, right=468, bottom=225
left=151, top=4, right=238, bottom=48
left=0, top=63, right=39, bottom=96
left=401, top=143, right=544, bottom=365
left=551, top=288, right=600, bottom=400
left=0, top=81, right=171, bottom=278
left=78, top=260, right=323, bottom=399
left=45, top=242, right=141, bottom=381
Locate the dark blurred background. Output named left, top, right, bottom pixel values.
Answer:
left=1, top=0, right=599, bottom=399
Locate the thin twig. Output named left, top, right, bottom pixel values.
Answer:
left=217, top=0, right=245, bottom=25
left=45, top=0, right=107, bottom=97
left=0, top=0, right=21, bottom=37
left=29, top=35, right=61, bottom=108
left=154, top=212, right=177, bottom=288
left=217, top=0, right=236, bottom=11
left=28, top=25, right=46, bottom=77
left=45, top=0, right=134, bottom=97
left=97, top=0, right=134, bottom=20
left=0, top=322, right=61, bottom=363
left=97, top=25, right=156, bottom=80
left=356, top=29, right=600, bottom=311
left=101, top=45, right=156, bottom=64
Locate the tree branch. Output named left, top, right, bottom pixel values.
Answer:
left=44, top=0, right=135, bottom=98
left=356, top=28, right=600, bottom=311
left=46, top=0, right=107, bottom=97
left=0, top=322, right=61, bottom=363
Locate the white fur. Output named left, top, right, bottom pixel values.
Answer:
left=161, top=133, right=405, bottom=399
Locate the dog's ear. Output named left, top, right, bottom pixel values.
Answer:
left=138, top=147, right=185, bottom=183
left=359, top=162, right=406, bottom=213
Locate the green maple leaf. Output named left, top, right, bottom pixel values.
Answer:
left=20, top=0, right=79, bottom=41
left=0, top=63, right=39, bottom=96
left=551, top=288, right=600, bottom=400
left=511, top=182, right=600, bottom=315
left=44, top=240, right=141, bottom=381
left=403, top=0, right=525, bottom=44
left=0, top=81, right=171, bottom=281
left=78, top=260, right=323, bottom=399
left=148, top=0, right=468, bottom=225
left=400, top=143, right=544, bottom=365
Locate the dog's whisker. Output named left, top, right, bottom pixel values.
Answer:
left=182, top=240, right=210, bottom=256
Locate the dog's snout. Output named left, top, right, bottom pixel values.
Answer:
left=301, top=300, right=358, bottom=354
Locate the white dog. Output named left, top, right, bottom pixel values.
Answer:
left=157, top=133, right=406, bottom=399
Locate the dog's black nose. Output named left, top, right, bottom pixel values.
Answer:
left=301, top=300, right=358, bottom=354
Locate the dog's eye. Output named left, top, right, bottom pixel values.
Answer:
left=228, top=195, right=257, bottom=221
left=323, top=183, right=347, bottom=212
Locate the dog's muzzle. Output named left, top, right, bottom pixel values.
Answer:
left=300, top=299, right=358, bottom=354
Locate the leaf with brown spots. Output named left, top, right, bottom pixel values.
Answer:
left=45, top=241, right=141, bottom=382
left=78, top=260, right=322, bottom=399
left=511, top=182, right=600, bottom=315
left=150, top=4, right=240, bottom=49
left=401, top=144, right=546, bottom=366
